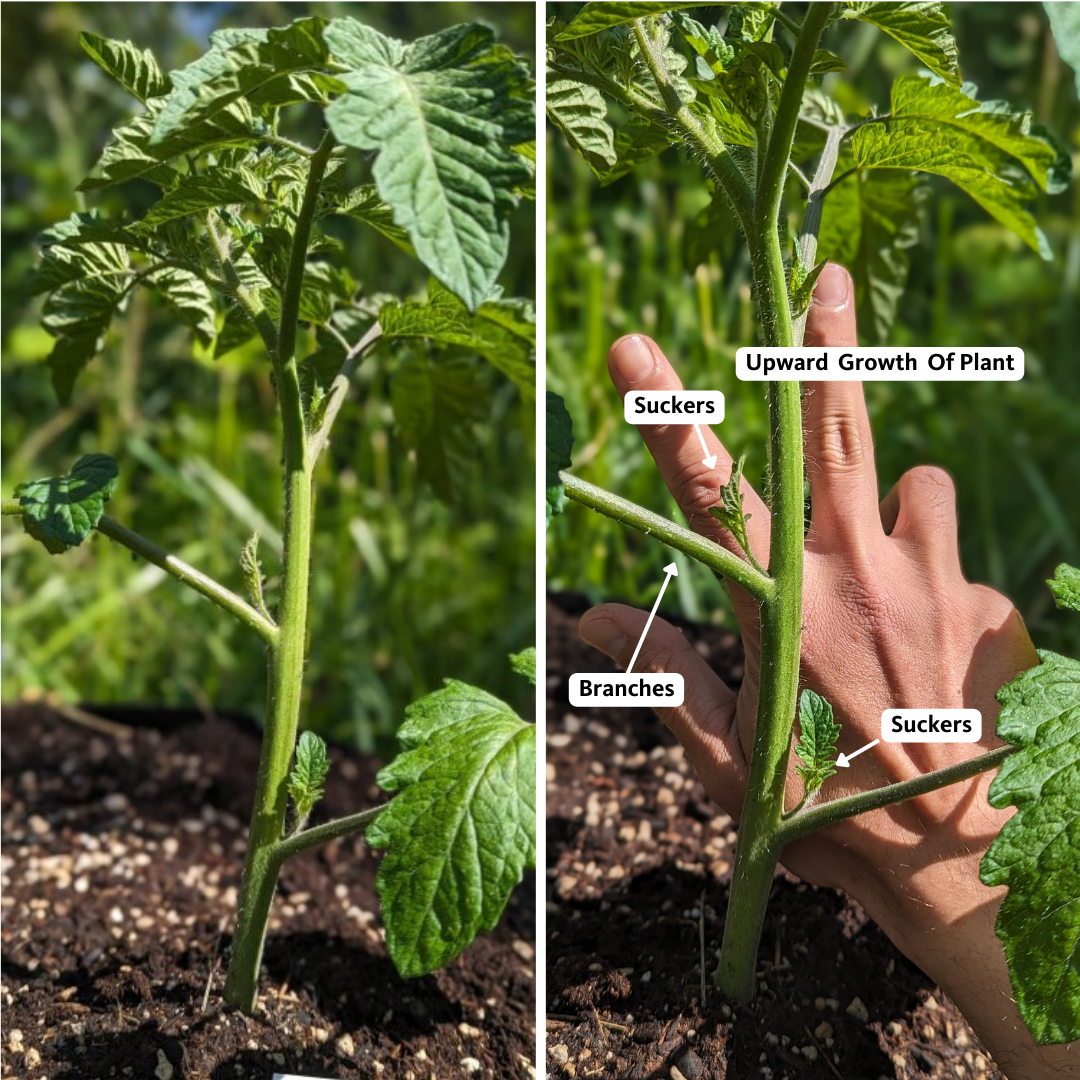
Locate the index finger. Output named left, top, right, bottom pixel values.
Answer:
left=608, top=333, right=771, bottom=567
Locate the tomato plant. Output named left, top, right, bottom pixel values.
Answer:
left=3, top=14, right=536, bottom=1014
left=546, top=0, right=1077, bottom=1044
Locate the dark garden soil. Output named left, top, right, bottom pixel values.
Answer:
left=1, top=702, right=535, bottom=1080
left=545, top=592, right=1005, bottom=1080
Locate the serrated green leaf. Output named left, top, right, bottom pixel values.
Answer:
left=322, top=184, right=414, bottom=253
left=546, top=78, right=617, bottom=174
left=287, top=730, right=330, bottom=821
left=810, top=49, right=846, bottom=75
left=324, top=17, right=404, bottom=68
left=980, top=648, right=1080, bottom=1044
left=367, top=680, right=535, bottom=978
left=1048, top=564, right=1080, bottom=615
left=390, top=354, right=490, bottom=504
left=1045, top=2, right=1080, bottom=96
left=510, top=647, right=536, bottom=686
left=146, top=267, right=217, bottom=346
left=596, top=123, right=672, bottom=185
left=851, top=75, right=1068, bottom=257
left=80, top=31, right=169, bottom=103
left=46, top=333, right=103, bottom=405
left=793, top=689, right=842, bottom=795
left=325, top=23, right=533, bottom=311
left=546, top=392, right=574, bottom=529
left=151, top=18, right=327, bottom=145
left=818, top=163, right=922, bottom=342
left=707, top=455, right=763, bottom=571
left=379, top=280, right=535, bottom=400
left=843, top=2, right=959, bottom=86
left=556, top=3, right=726, bottom=41
left=16, top=454, right=119, bottom=554
left=139, top=168, right=264, bottom=228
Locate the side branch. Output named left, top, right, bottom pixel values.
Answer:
left=560, top=472, right=774, bottom=604
left=773, top=745, right=1016, bottom=849
left=272, top=804, right=385, bottom=865
left=1, top=500, right=277, bottom=643
left=630, top=19, right=754, bottom=231
left=308, top=321, right=384, bottom=463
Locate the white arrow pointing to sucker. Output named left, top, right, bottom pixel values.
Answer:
left=836, top=739, right=881, bottom=768
left=625, top=563, right=678, bottom=674
left=692, top=424, right=717, bottom=470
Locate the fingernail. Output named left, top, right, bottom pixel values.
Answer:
left=812, top=263, right=851, bottom=308
left=580, top=617, right=627, bottom=658
left=611, top=335, right=656, bottom=384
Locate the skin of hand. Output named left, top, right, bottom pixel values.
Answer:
left=578, top=263, right=1077, bottom=1078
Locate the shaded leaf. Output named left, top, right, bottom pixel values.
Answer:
left=546, top=78, right=617, bottom=174
left=390, top=355, right=490, bottom=504
left=322, top=184, right=414, bottom=252
left=368, top=680, right=535, bottom=977
left=146, top=267, right=217, bottom=346
left=139, top=168, right=265, bottom=227
left=16, top=454, right=119, bottom=554
left=379, top=280, right=535, bottom=399
left=546, top=391, right=574, bottom=528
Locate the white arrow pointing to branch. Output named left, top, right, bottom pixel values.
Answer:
left=836, top=739, right=880, bottom=768
left=626, top=563, right=678, bottom=674
left=693, top=424, right=717, bottom=469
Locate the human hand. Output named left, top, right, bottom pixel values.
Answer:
left=578, top=263, right=1072, bottom=1077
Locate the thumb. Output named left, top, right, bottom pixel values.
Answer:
left=579, top=603, right=748, bottom=814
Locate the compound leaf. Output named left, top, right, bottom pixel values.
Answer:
left=379, top=280, right=535, bottom=399
left=368, top=679, right=535, bottom=977
left=1049, top=564, right=1080, bottom=614
left=793, top=689, right=842, bottom=795
left=287, top=730, right=330, bottom=821
left=325, top=22, right=533, bottom=310
left=980, top=641, right=1080, bottom=1045
left=842, top=2, right=959, bottom=86
left=322, top=184, right=413, bottom=253
left=79, top=31, right=169, bottom=103
left=16, top=454, right=119, bottom=554
left=546, top=391, right=574, bottom=528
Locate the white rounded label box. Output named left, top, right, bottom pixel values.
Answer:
left=881, top=709, right=982, bottom=743
left=624, top=390, right=725, bottom=424
left=570, top=673, right=685, bottom=707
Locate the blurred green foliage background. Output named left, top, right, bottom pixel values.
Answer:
left=1, top=2, right=536, bottom=753
left=547, top=2, right=1080, bottom=658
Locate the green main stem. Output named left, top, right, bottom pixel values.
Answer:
left=223, top=130, right=336, bottom=1013
left=712, top=4, right=831, bottom=1002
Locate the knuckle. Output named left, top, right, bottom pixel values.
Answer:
left=812, top=412, right=868, bottom=472
left=903, top=464, right=956, bottom=503
left=670, top=462, right=724, bottom=525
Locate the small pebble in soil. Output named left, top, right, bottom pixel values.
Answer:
left=335, top=1033, right=355, bottom=1058
left=154, top=1049, right=175, bottom=1080
left=846, top=996, right=869, bottom=1022
left=815, top=1021, right=834, bottom=1040
left=550, top=1044, right=570, bottom=1065
left=461, top=1057, right=482, bottom=1073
